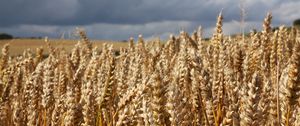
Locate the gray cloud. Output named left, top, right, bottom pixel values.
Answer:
left=0, top=0, right=223, bottom=26
left=0, top=0, right=299, bottom=40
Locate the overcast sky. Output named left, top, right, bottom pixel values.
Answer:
left=0, top=0, right=300, bottom=40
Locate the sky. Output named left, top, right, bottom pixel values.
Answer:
left=0, top=0, right=300, bottom=41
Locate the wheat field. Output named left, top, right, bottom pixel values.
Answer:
left=0, top=13, right=299, bottom=126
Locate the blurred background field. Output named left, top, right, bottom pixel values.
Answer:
left=0, top=39, right=127, bottom=56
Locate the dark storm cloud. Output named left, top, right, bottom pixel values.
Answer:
left=75, top=0, right=222, bottom=24
left=0, top=0, right=299, bottom=40
left=0, top=0, right=78, bottom=27
left=0, top=0, right=241, bottom=26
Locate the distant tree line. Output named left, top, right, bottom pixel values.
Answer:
left=0, top=33, right=13, bottom=40
left=294, top=19, right=300, bottom=27
left=0, top=33, right=44, bottom=40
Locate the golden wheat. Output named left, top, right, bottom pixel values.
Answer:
left=0, top=13, right=299, bottom=126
